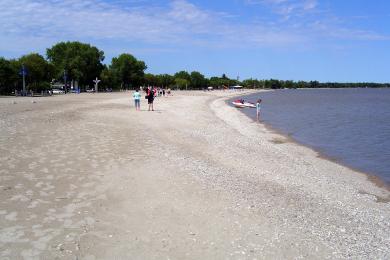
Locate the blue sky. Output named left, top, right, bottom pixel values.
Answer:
left=0, top=0, right=389, bottom=82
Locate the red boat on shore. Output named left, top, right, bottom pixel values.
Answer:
left=232, top=99, right=256, bottom=108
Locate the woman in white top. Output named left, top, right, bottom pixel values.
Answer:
left=133, top=89, right=141, bottom=111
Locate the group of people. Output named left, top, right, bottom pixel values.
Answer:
left=132, top=88, right=262, bottom=122
left=132, top=86, right=172, bottom=111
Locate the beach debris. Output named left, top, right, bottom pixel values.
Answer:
left=32, top=100, right=36, bottom=103
left=12, top=101, right=17, bottom=104
left=55, top=243, right=64, bottom=252
left=55, top=197, right=68, bottom=200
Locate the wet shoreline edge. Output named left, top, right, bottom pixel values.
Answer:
left=225, top=94, right=390, bottom=192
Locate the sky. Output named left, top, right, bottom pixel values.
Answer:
left=0, top=0, right=389, bottom=82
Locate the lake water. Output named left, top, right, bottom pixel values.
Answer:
left=234, top=88, right=390, bottom=185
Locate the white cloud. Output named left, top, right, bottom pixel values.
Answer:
left=245, top=0, right=390, bottom=42
left=0, top=0, right=388, bottom=57
left=303, top=0, right=317, bottom=10
left=0, top=0, right=174, bottom=43
left=247, top=0, right=317, bottom=16
left=0, top=0, right=306, bottom=52
left=169, top=0, right=210, bottom=23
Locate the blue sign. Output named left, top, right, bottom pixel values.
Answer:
left=19, top=65, right=28, bottom=76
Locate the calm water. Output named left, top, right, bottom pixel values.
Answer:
left=235, top=88, right=390, bottom=184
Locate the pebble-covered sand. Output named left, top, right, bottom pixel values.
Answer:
left=0, top=91, right=389, bottom=259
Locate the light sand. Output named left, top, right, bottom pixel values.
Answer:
left=0, top=91, right=389, bottom=259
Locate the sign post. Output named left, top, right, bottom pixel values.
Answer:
left=20, top=64, right=27, bottom=95
left=93, top=77, right=101, bottom=93
left=63, top=70, right=67, bottom=93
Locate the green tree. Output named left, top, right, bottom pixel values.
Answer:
left=209, top=77, right=221, bottom=88
left=156, top=74, right=174, bottom=88
left=265, top=79, right=282, bottom=89
left=209, top=76, right=231, bottom=89
left=297, top=81, right=309, bottom=88
left=18, top=53, right=52, bottom=91
left=174, top=71, right=191, bottom=82
left=242, top=78, right=258, bottom=89
left=100, top=65, right=117, bottom=90
left=0, top=57, right=19, bottom=94
left=309, top=80, right=320, bottom=88
left=283, top=80, right=294, bottom=89
left=47, top=41, right=105, bottom=89
left=173, top=70, right=192, bottom=89
left=174, top=78, right=189, bottom=90
left=190, top=71, right=206, bottom=89
left=110, top=53, right=147, bottom=89
left=144, top=73, right=158, bottom=86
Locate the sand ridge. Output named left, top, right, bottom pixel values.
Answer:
left=0, top=91, right=389, bottom=259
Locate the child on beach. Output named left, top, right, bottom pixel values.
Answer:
left=256, top=99, right=262, bottom=121
left=133, top=89, right=141, bottom=111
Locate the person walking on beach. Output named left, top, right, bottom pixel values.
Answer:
left=256, top=99, right=262, bottom=121
left=133, top=88, right=141, bottom=111
left=147, top=87, right=155, bottom=111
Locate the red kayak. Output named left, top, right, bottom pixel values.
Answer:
left=232, top=100, right=256, bottom=108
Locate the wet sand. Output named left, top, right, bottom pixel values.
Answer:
left=0, top=91, right=389, bottom=259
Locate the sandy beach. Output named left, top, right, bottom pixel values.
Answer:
left=0, top=91, right=389, bottom=259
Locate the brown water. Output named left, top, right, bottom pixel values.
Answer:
left=233, top=88, right=390, bottom=184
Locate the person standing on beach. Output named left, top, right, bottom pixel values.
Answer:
left=153, top=87, right=157, bottom=98
left=256, top=99, right=262, bottom=121
left=147, top=87, right=155, bottom=111
left=133, top=88, right=141, bottom=111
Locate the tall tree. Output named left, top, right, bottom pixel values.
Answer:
left=156, top=74, right=174, bottom=88
left=0, top=58, right=19, bottom=94
left=242, top=78, right=264, bottom=89
left=144, top=73, right=158, bottom=87
left=174, top=71, right=191, bottom=81
left=110, top=53, right=147, bottom=89
left=18, top=53, right=52, bottom=91
left=100, top=65, right=117, bottom=90
left=190, top=71, right=206, bottom=89
left=209, top=76, right=230, bottom=89
left=46, top=41, right=105, bottom=88
left=174, top=78, right=189, bottom=90
left=265, top=79, right=282, bottom=89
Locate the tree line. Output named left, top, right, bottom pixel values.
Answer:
left=0, top=41, right=389, bottom=95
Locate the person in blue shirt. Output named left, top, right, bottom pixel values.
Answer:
left=133, top=89, right=141, bottom=111
left=256, top=99, right=262, bottom=121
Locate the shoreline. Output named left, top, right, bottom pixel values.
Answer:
left=264, top=121, right=390, bottom=193
left=213, top=93, right=390, bottom=201
left=226, top=91, right=390, bottom=191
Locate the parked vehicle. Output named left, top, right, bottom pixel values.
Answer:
left=51, top=89, right=65, bottom=94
